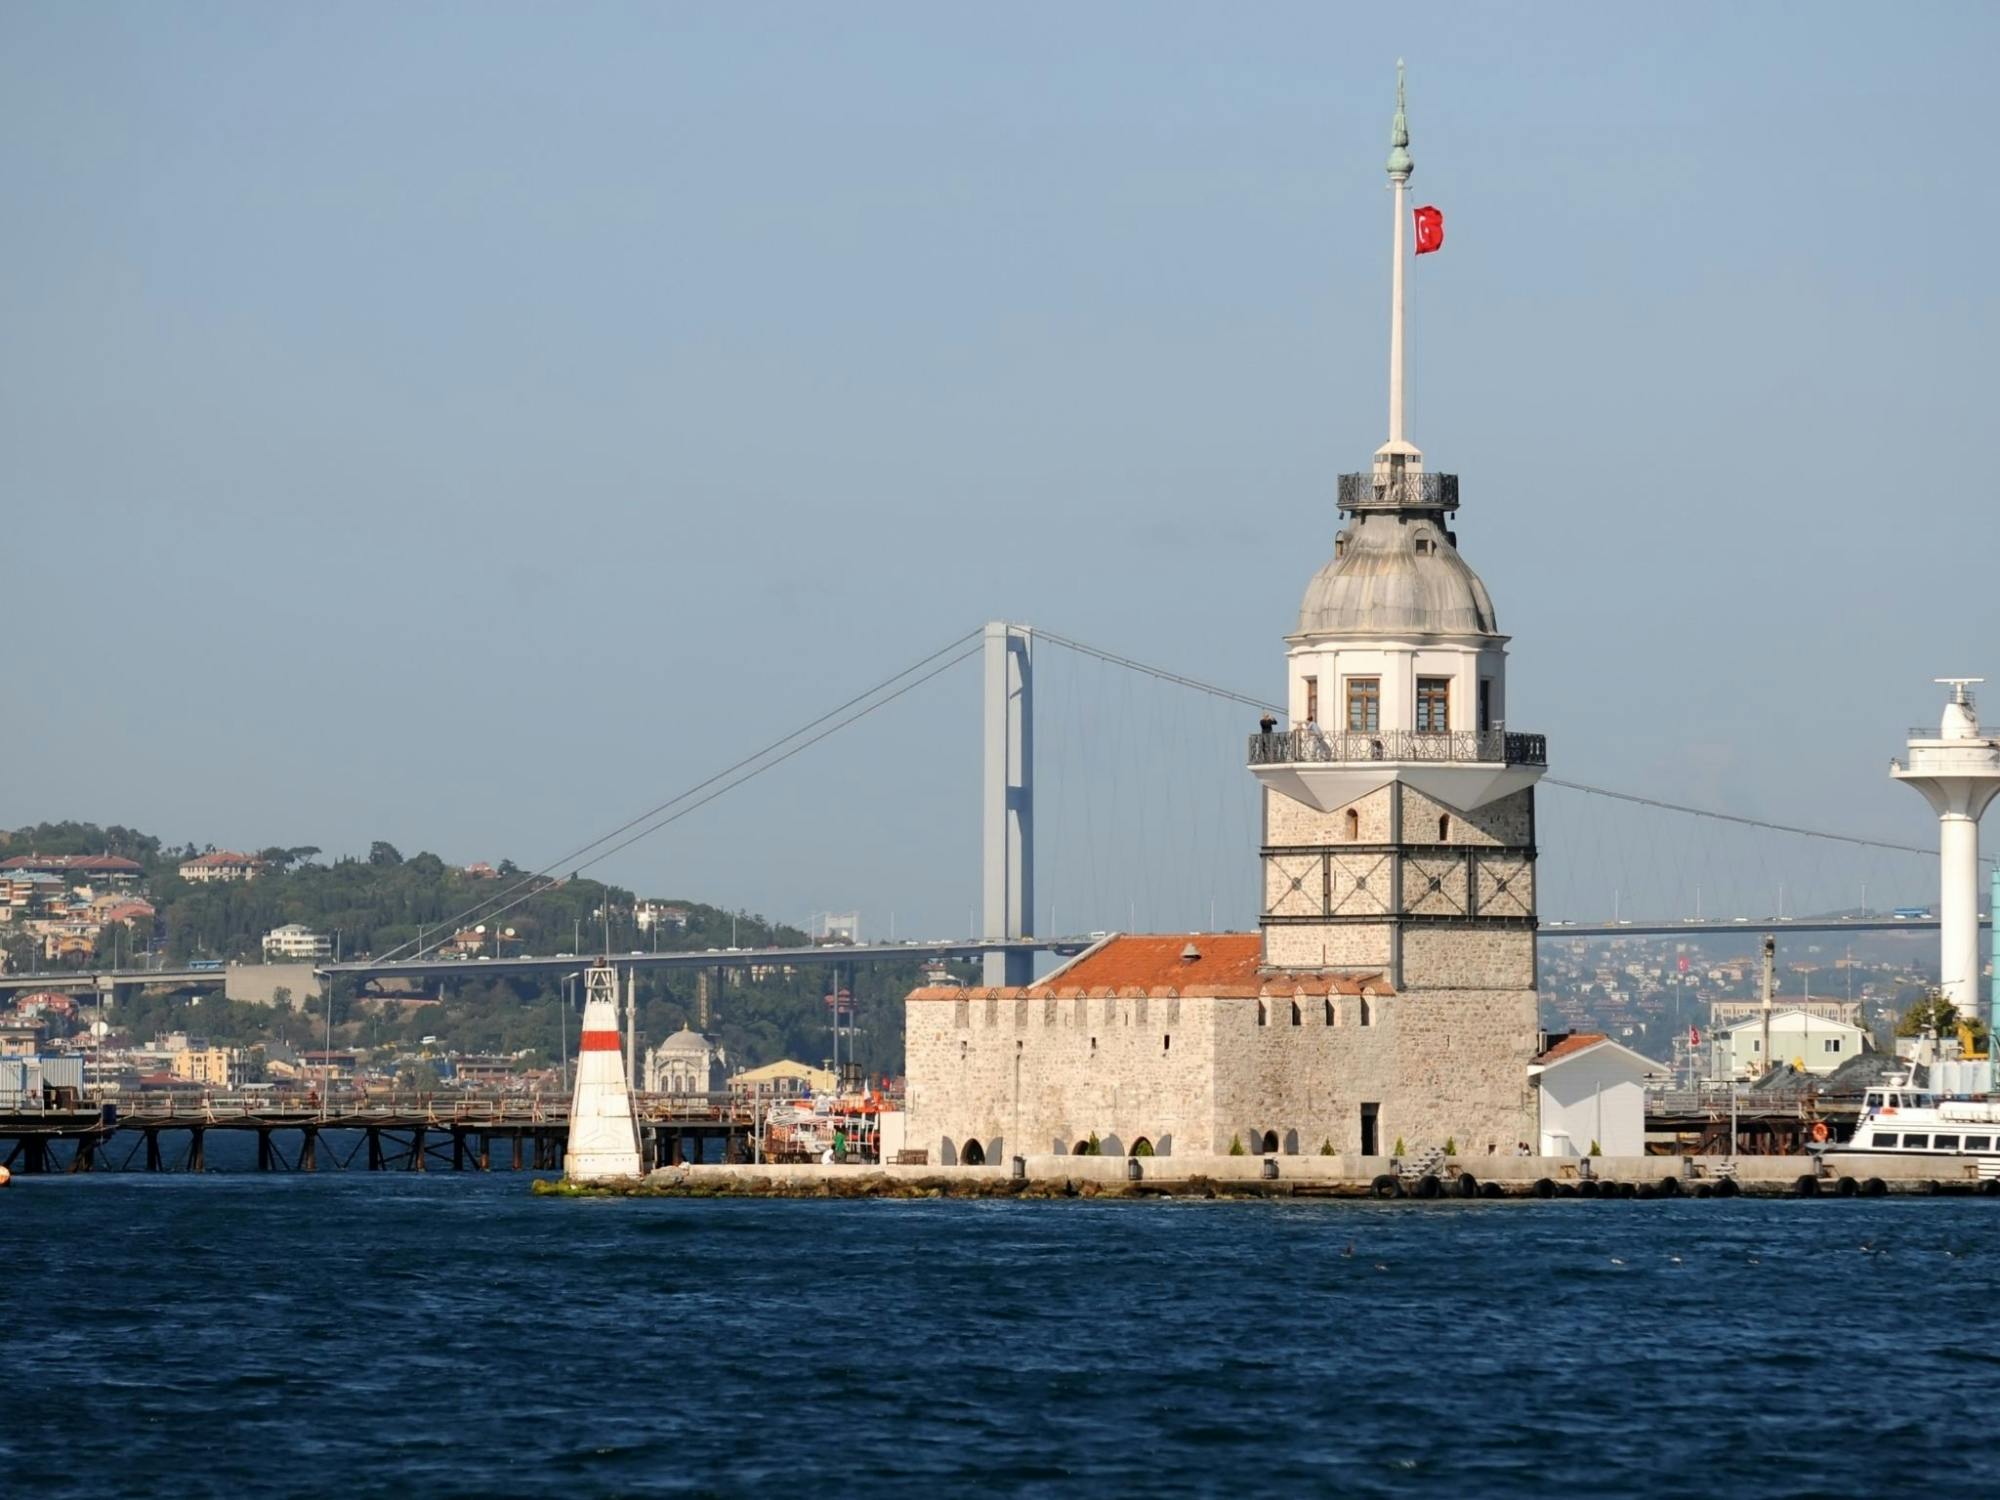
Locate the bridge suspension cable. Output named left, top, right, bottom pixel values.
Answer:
left=1033, top=626, right=1979, bottom=867
left=383, top=630, right=985, bottom=963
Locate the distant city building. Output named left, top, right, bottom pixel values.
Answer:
left=463, top=862, right=499, bottom=880
left=158, top=1033, right=241, bottom=1089
left=644, top=1028, right=721, bottom=1095
left=815, top=912, right=862, bottom=945
left=261, top=923, right=333, bottom=961
left=634, top=901, right=689, bottom=933
left=730, top=1059, right=835, bottom=1099
left=1708, top=996, right=1863, bottom=1029
left=178, top=851, right=264, bottom=884
left=299, top=1049, right=358, bottom=1085
left=0, top=854, right=143, bottom=882
left=451, top=1054, right=517, bottom=1088
left=0, top=872, right=66, bottom=914
left=1713, top=1009, right=1870, bottom=1079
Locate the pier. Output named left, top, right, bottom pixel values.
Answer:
left=0, top=1093, right=763, bottom=1175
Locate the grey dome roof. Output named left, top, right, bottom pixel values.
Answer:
left=658, top=1027, right=710, bottom=1052
left=1297, top=514, right=1498, bottom=637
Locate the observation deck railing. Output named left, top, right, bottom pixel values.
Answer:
left=1247, top=727, right=1547, bottom=768
left=1337, top=471, right=1459, bottom=513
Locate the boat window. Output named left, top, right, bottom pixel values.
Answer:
left=1872, top=1134, right=1900, bottom=1149
left=1934, top=1135, right=1961, bottom=1150
left=1966, top=1136, right=1992, bottom=1151
left=1901, top=1134, right=1930, bottom=1149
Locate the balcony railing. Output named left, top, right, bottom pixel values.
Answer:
left=1338, top=471, right=1459, bottom=513
left=1247, top=727, right=1547, bottom=767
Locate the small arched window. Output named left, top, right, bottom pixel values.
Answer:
left=1439, top=814, right=1451, bottom=841
left=1324, top=998, right=1335, bottom=1025
left=1257, top=999, right=1268, bottom=1027
left=1290, top=1000, right=1302, bottom=1027
left=1359, top=996, right=1373, bottom=1028
left=1344, top=808, right=1360, bottom=841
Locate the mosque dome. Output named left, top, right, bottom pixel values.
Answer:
left=1296, top=513, right=1498, bottom=638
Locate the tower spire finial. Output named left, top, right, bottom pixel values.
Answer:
left=1388, top=59, right=1412, bottom=179
left=1381, top=62, right=1416, bottom=458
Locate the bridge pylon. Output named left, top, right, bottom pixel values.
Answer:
left=983, top=622, right=1034, bottom=986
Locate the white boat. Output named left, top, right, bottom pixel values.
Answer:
left=1825, top=1075, right=2000, bottom=1162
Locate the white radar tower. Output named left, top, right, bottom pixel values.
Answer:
left=1892, top=679, right=2000, bottom=1011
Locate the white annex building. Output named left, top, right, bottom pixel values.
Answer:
left=904, top=70, right=1554, bottom=1164
left=1532, top=1033, right=1667, bottom=1158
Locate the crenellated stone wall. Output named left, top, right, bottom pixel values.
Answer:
left=906, top=983, right=1540, bottom=1162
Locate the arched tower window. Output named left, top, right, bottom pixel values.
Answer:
left=1344, top=808, right=1360, bottom=841
left=1290, top=1000, right=1302, bottom=1026
left=1324, top=998, right=1335, bottom=1025
left=1359, top=996, right=1372, bottom=1028
left=1257, top=999, right=1268, bottom=1027
left=1438, top=814, right=1451, bottom=841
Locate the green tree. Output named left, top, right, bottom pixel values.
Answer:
left=1899, top=992, right=1987, bottom=1051
left=368, top=842, right=403, bottom=867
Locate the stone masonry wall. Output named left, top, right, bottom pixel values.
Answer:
left=903, top=992, right=1220, bottom=1164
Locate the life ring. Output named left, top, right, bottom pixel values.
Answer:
left=1811, top=1121, right=1830, bottom=1143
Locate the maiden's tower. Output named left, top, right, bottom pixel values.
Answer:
left=904, top=69, right=1547, bottom=1163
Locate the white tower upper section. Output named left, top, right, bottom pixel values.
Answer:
left=1251, top=66, right=1545, bottom=815
left=1892, top=679, right=2000, bottom=1010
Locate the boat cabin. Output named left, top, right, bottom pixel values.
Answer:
left=1862, top=1088, right=1936, bottom=1114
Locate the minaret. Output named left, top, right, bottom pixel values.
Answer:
left=1892, top=680, right=2000, bottom=1011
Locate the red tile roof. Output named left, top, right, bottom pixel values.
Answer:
left=0, top=854, right=144, bottom=874
left=908, top=933, right=1389, bottom=1002
left=1535, top=1032, right=1609, bottom=1065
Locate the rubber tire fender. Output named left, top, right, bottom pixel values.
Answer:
left=1532, top=1177, right=1558, bottom=1199
left=1794, top=1174, right=1820, bottom=1197
left=1370, top=1173, right=1403, bottom=1200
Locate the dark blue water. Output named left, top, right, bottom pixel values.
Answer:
left=3, top=1172, right=1995, bottom=1498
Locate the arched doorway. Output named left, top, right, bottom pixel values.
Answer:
left=1072, top=1139, right=1091, bottom=1155
left=1130, top=1137, right=1154, bottom=1158
left=961, top=1139, right=986, bottom=1166
left=1260, top=1129, right=1279, bottom=1155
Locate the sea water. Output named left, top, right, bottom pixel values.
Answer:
left=2, top=1171, right=1994, bottom=1497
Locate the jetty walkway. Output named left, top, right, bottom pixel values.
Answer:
left=0, top=1092, right=758, bottom=1174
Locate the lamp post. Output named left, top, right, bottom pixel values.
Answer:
left=560, top=971, right=581, bottom=1095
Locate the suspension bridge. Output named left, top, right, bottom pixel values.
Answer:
left=4, top=621, right=1977, bottom=1006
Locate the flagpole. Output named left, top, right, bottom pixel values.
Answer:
left=1386, top=61, right=1412, bottom=450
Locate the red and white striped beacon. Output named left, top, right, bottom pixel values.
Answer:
left=565, top=961, right=643, bottom=1181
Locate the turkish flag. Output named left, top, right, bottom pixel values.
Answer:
left=1413, top=205, right=1444, bottom=255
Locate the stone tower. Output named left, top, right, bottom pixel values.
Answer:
left=1246, top=66, right=1547, bottom=1144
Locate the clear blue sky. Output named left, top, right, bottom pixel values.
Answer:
left=4, top=4, right=1994, bottom=935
